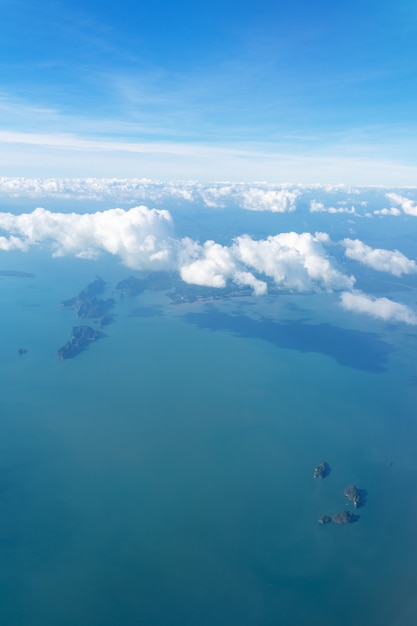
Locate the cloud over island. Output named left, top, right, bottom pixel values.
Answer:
left=0, top=199, right=416, bottom=325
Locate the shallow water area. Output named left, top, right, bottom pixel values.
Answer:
left=0, top=251, right=416, bottom=625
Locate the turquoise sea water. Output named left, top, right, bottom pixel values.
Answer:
left=1, top=250, right=417, bottom=626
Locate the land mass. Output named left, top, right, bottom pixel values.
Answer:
left=318, top=511, right=358, bottom=525
left=344, top=484, right=365, bottom=509
left=313, top=461, right=331, bottom=479
left=57, top=326, right=103, bottom=360
left=61, top=277, right=115, bottom=319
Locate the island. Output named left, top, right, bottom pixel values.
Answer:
left=61, top=277, right=115, bottom=319
left=116, top=276, right=146, bottom=297
left=57, top=326, right=102, bottom=360
left=331, top=510, right=355, bottom=524
left=318, top=511, right=357, bottom=525
left=344, top=484, right=363, bottom=509
left=313, top=461, right=331, bottom=479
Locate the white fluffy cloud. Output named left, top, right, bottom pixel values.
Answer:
left=0, top=206, right=175, bottom=269
left=180, top=231, right=354, bottom=294
left=342, top=238, right=417, bottom=276
left=373, top=207, right=401, bottom=216
left=234, top=232, right=354, bottom=291
left=180, top=240, right=236, bottom=289
left=240, top=188, right=299, bottom=212
left=340, top=291, right=417, bottom=325
left=386, top=193, right=417, bottom=216
left=0, top=205, right=354, bottom=295
left=0, top=235, right=29, bottom=251
left=310, top=200, right=356, bottom=214
left=179, top=239, right=268, bottom=294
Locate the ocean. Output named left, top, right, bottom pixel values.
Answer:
left=0, top=213, right=417, bottom=625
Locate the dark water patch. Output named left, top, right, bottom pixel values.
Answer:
left=183, top=309, right=393, bottom=372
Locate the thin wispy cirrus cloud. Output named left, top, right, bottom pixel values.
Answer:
left=2, top=2, right=417, bottom=183
left=3, top=127, right=417, bottom=184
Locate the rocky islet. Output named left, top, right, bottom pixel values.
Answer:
left=314, top=461, right=365, bottom=525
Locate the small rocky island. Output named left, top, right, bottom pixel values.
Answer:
left=58, top=277, right=113, bottom=360
left=57, top=326, right=102, bottom=360
left=313, top=461, right=331, bottom=479
left=344, top=484, right=363, bottom=509
left=61, top=277, right=115, bottom=319
left=318, top=511, right=356, bottom=525
left=331, top=510, right=355, bottom=525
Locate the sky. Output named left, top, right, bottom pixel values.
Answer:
left=1, top=0, right=417, bottom=183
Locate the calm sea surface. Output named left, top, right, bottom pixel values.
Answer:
left=0, top=250, right=416, bottom=626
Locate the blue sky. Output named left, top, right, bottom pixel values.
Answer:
left=1, top=0, right=417, bottom=183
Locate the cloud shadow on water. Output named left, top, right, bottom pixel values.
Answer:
left=184, top=308, right=394, bottom=373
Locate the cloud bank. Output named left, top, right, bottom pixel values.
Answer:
left=0, top=205, right=355, bottom=296
left=1, top=201, right=416, bottom=325
left=342, top=238, right=417, bottom=276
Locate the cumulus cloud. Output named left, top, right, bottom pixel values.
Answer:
left=240, top=188, right=299, bottom=212
left=342, top=238, right=417, bottom=276
left=234, top=232, right=354, bottom=291
left=180, top=240, right=236, bottom=288
left=0, top=205, right=355, bottom=295
left=0, top=206, right=175, bottom=269
left=0, top=235, right=29, bottom=251
left=179, top=231, right=354, bottom=294
left=373, top=207, right=401, bottom=216
left=340, top=291, right=417, bottom=325
left=310, top=200, right=356, bottom=214
left=178, top=239, right=268, bottom=294
left=386, top=193, right=417, bottom=216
